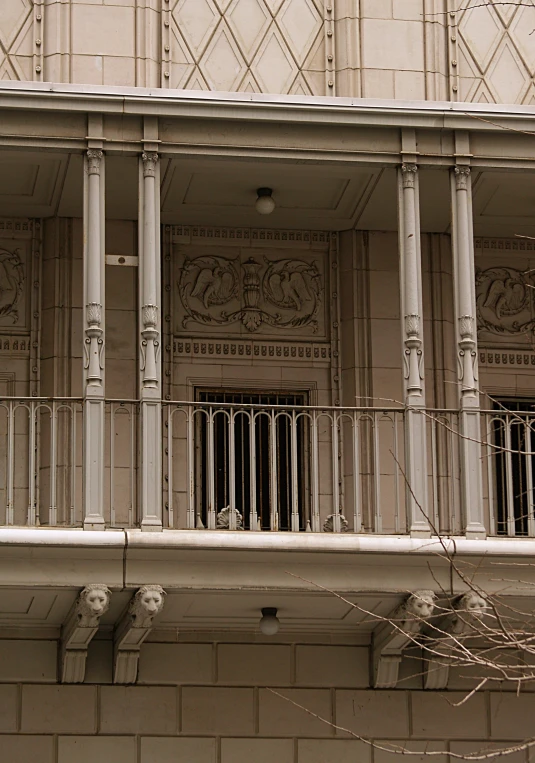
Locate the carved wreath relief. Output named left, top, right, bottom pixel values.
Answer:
left=0, top=247, right=24, bottom=325
left=476, top=266, right=535, bottom=337
left=178, top=254, right=322, bottom=334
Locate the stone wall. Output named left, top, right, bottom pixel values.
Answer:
left=0, top=1, right=526, bottom=105
left=0, top=635, right=532, bottom=762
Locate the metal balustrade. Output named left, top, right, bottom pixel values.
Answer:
left=481, top=408, right=535, bottom=537
left=164, top=401, right=462, bottom=534
left=0, top=398, right=138, bottom=528
left=2, top=397, right=532, bottom=535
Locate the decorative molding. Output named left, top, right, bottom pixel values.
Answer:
left=401, top=163, right=418, bottom=189
left=84, top=302, right=104, bottom=382
left=476, top=266, right=535, bottom=339
left=142, top=152, right=159, bottom=178
left=424, top=592, right=488, bottom=690
left=454, top=165, right=471, bottom=190
left=480, top=351, right=535, bottom=368
left=374, top=590, right=436, bottom=689
left=168, top=225, right=330, bottom=250
left=216, top=506, right=243, bottom=530
left=86, top=149, right=103, bottom=176
left=178, top=254, right=322, bottom=334
left=323, top=513, right=349, bottom=533
left=114, top=585, right=166, bottom=684
left=61, top=584, right=111, bottom=683
left=0, top=219, right=34, bottom=237
left=475, top=237, right=535, bottom=252
left=173, top=339, right=331, bottom=363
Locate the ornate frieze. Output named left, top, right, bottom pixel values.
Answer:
left=173, top=339, right=331, bottom=362
left=169, top=225, right=330, bottom=249
left=177, top=253, right=323, bottom=335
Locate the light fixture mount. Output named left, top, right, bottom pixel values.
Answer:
left=255, top=187, right=276, bottom=215
left=259, top=606, right=280, bottom=635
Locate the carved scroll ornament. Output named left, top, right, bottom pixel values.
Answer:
left=178, top=254, right=322, bottom=333
left=476, top=267, right=535, bottom=336
left=0, top=248, right=24, bottom=324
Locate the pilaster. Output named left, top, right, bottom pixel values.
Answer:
left=83, top=134, right=106, bottom=530
left=451, top=164, right=486, bottom=539
left=139, top=121, right=163, bottom=531
left=398, top=161, right=430, bottom=537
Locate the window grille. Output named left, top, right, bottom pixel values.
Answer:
left=196, top=389, right=308, bottom=531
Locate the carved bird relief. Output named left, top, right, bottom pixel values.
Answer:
left=263, top=258, right=321, bottom=314
left=190, top=266, right=235, bottom=308
left=476, top=266, right=533, bottom=336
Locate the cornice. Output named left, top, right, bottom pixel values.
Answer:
left=0, top=81, right=535, bottom=134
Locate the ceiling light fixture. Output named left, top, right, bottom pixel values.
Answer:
left=259, top=607, right=280, bottom=635
left=255, top=187, right=275, bottom=215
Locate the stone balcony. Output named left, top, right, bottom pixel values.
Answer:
left=0, top=396, right=530, bottom=538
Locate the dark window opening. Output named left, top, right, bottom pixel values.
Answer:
left=492, top=399, right=535, bottom=536
left=196, top=389, right=309, bottom=531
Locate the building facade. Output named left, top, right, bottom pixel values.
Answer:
left=1, top=1, right=535, bottom=761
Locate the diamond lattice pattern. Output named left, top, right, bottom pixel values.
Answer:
left=458, top=0, right=535, bottom=104
left=0, top=0, right=34, bottom=81
left=170, top=0, right=325, bottom=94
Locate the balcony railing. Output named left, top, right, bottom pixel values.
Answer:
left=0, top=397, right=532, bottom=537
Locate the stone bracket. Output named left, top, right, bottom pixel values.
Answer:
left=373, top=591, right=435, bottom=688
left=61, top=585, right=111, bottom=683
left=113, top=585, right=166, bottom=684
left=424, top=592, right=488, bottom=690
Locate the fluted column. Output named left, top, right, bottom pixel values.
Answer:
left=139, top=151, right=162, bottom=530
left=83, top=149, right=105, bottom=529
left=398, top=164, right=430, bottom=536
left=451, top=166, right=486, bottom=538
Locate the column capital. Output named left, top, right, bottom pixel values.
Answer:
left=142, top=151, right=159, bottom=178
left=401, top=163, right=418, bottom=189
left=454, top=165, right=471, bottom=190
left=86, top=149, right=103, bottom=176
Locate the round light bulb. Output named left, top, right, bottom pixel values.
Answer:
left=259, top=607, right=280, bottom=635
left=255, top=188, right=275, bottom=215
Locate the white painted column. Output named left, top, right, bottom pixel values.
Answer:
left=139, top=150, right=162, bottom=530
left=83, top=149, right=105, bottom=529
left=451, top=166, right=486, bottom=538
left=398, top=164, right=430, bottom=537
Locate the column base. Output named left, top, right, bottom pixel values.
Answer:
left=84, top=516, right=106, bottom=531
left=410, top=528, right=432, bottom=539
left=465, top=523, right=487, bottom=540
left=141, top=518, right=163, bottom=532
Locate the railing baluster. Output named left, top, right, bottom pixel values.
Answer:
left=291, top=410, right=299, bottom=532
left=6, top=401, right=14, bottom=525
left=270, top=410, right=278, bottom=531
left=166, top=406, right=173, bottom=529
left=373, top=412, right=382, bottom=533
left=70, top=404, right=77, bottom=526
left=110, top=404, right=115, bottom=527
left=393, top=411, right=402, bottom=535
left=311, top=411, right=320, bottom=532
left=525, top=416, right=535, bottom=538
left=352, top=412, right=361, bottom=534
left=249, top=410, right=257, bottom=531
left=49, top=403, right=58, bottom=527
left=228, top=408, right=236, bottom=527
left=332, top=412, right=340, bottom=532
left=27, top=402, right=37, bottom=526
left=206, top=408, right=216, bottom=529
left=188, top=405, right=197, bottom=529
left=504, top=416, right=516, bottom=537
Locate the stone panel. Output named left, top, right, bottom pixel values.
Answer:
left=490, top=693, right=535, bottom=739
left=259, top=688, right=332, bottom=737
left=411, top=691, right=487, bottom=739
left=58, top=736, right=137, bottom=763
left=141, top=737, right=217, bottom=763
left=335, top=690, right=409, bottom=738
left=0, top=735, right=54, bottom=763
left=21, top=685, right=97, bottom=734
left=298, top=739, right=372, bottom=763
left=221, top=738, right=294, bottom=763
left=0, top=640, right=56, bottom=682
left=218, top=644, right=291, bottom=686
left=182, top=687, right=255, bottom=735
left=295, top=645, right=369, bottom=688
left=99, top=686, right=178, bottom=734
left=138, top=643, right=214, bottom=685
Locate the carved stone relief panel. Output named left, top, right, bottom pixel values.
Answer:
left=475, top=237, right=535, bottom=349
left=0, top=245, right=26, bottom=328
left=175, top=246, right=327, bottom=339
